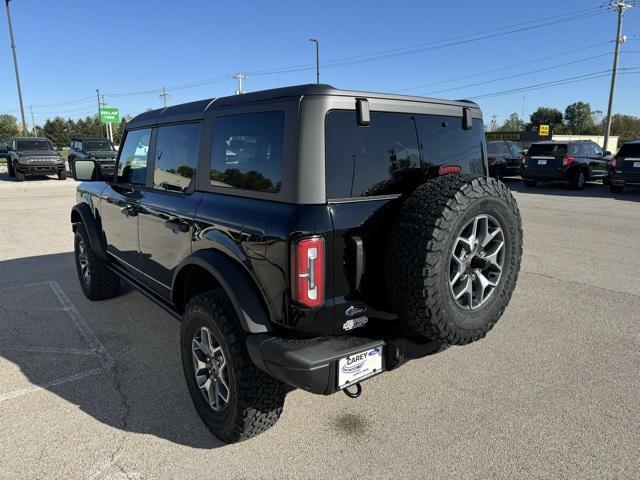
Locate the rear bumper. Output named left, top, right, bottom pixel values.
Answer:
left=504, top=165, right=522, bottom=176
left=247, top=332, right=446, bottom=395
left=611, top=172, right=640, bottom=186
left=522, top=168, right=572, bottom=182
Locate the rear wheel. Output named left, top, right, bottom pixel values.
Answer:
left=386, top=175, right=523, bottom=345
left=571, top=170, right=586, bottom=190
left=181, top=290, right=286, bottom=443
left=523, top=179, right=537, bottom=187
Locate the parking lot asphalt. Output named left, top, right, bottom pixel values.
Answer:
left=0, top=169, right=638, bottom=480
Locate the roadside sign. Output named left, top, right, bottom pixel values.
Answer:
left=99, top=107, right=120, bottom=124
left=538, top=124, right=550, bottom=136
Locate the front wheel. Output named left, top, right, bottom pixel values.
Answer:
left=181, top=290, right=286, bottom=443
left=7, top=161, right=15, bottom=177
left=15, top=171, right=25, bottom=182
left=58, top=169, right=67, bottom=180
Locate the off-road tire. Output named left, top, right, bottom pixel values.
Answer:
left=610, top=184, right=624, bottom=194
left=74, top=223, right=120, bottom=300
left=58, top=169, right=67, bottom=180
left=15, top=171, right=25, bottom=182
left=523, top=179, right=537, bottom=187
left=385, top=175, right=523, bottom=345
left=181, top=290, right=286, bottom=443
left=570, top=170, right=586, bottom=190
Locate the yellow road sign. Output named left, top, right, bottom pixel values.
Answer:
left=539, top=125, right=550, bottom=136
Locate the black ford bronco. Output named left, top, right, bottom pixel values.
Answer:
left=70, top=84, right=523, bottom=443
left=7, top=136, right=66, bottom=181
left=67, top=137, right=117, bottom=178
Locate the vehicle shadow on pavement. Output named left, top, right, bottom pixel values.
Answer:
left=0, top=168, right=72, bottom=185
left=0, top=252, right=223, bottom=449
left=504, top=178, right=640, bottom=202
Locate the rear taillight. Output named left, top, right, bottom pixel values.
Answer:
left=292, top=236, right=325, bottom=308
left=611, top=157, right=620, bottom=168
left=562, top=155, right=575, bottom=166
left=438, top=165, right=462, bottom=175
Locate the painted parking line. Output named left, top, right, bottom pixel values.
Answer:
left=0, top=281, right=114, bottom=403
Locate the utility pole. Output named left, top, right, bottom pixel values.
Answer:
left=309, top=38, right=320, bottom=84
left=159, top=86, right=168, bottom=107
left=603, top=1, right=634, bottom=152
left=5, top=0, right=27, bottom=135
left=233, top=73, right=246, bottom=95
left=100, top=94, right=113, bottom=142
left=96, top=89, right=107, bottom=138
left=30, top=105, right=37, bottom=136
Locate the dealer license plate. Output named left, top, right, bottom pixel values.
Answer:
left=338, top=346, right=383, bottom=389
left=538, top=159, right=547, bottom=165
left=634, top=161, right=640, bottom=168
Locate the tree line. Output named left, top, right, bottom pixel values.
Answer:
left=495, top=101, right=640, bottom=144
left=0, top=114, right=132, bottom=147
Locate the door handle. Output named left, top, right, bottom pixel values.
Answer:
left=165, top=218, right=190, bottom=234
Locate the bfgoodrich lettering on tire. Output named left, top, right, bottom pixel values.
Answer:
left=180, top=290, right=286, bottom=443
left=385, top=175, right=523, bottom=345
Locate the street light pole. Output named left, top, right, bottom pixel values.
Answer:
left=4, top=0, right=27, bottom=135
left=309, top=38, right=319, bottom=84
left=603, top=1, right=633, bottom=152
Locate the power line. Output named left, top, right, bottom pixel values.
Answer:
left=420, top=51, right=640, bottom=97
left=468, top=67, right=639, bottom=100
left=394, top=41, right=613, bottom=92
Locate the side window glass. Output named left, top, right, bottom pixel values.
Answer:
left=593, top=144, right=603, bottom=156
left=153, top=123, right=200, bottom=193
left=210, top=111, right=284, bottom=193
left=117, top=128, right=151, bottom=185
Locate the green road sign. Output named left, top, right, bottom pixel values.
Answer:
left=99, top=107, right=120, bottom=124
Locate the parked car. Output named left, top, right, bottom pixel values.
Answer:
left=67, top=137, right=117, bottom=178
left=6, top=136, right=66, bottom=181
left=521, top=140, right=610, bottom=189
left=609, top=140, right=640, bottom=193
left=0, top=139, right=9, bottom=163
left=69, top=84, right=523, bottom=443
left=486, top=140, right=524, bottom=179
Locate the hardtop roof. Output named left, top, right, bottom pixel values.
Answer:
left=126, top=83, right=480, bottom=130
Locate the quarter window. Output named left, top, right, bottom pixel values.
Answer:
left=210, top=111, right=284, bottom=193
left=153, top=123, right=200, bottom=193
left=117, top=128, right=151, bottom=185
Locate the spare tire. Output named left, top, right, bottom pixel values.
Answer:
left=385, top=174, right=522, bottom=345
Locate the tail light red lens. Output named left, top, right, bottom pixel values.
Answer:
left=438, top=165, right=462, bottom=175
left=611, top=157, right=619, bottom=168
left=292, top=236, right=325, bottom=308
left=562, top=155, right=575, bottom=167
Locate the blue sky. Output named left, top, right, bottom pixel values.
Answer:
left=0, top=0, right=638, bottom=127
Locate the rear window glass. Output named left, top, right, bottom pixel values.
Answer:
left=325, top=111, right=485, bottom=198
left=528, top=144, right=568, bottom=156
left=210, top=111, right=284, bottom=193
left=618, top=143, right=640, bottom=158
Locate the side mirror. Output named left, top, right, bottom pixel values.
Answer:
left=604, top=151, right=612, bottom=156
left=73, top=160, right=104, bottom=181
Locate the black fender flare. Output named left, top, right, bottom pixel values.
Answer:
left=71, top=203, right=108, bottom=261
left=172, top=250, right=272, bottom=334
